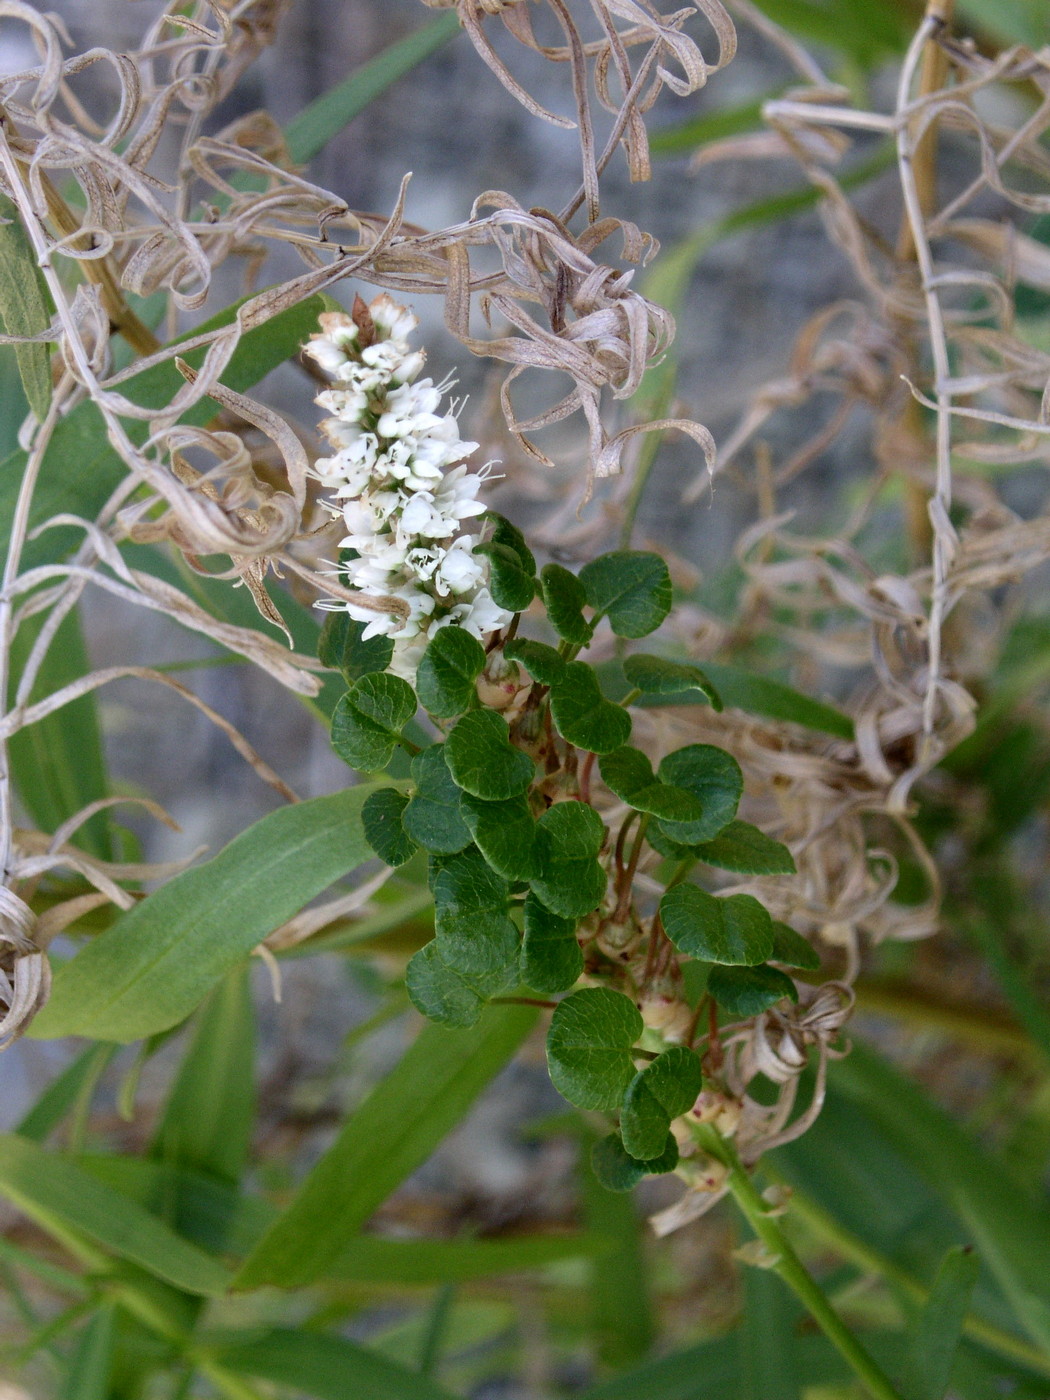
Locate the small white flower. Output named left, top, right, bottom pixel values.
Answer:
left=435, top=545, right=485, bottom=596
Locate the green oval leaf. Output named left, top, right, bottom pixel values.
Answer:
left=331, top=673, right=417, bottom=772
left=362, top=787, right=417, bottom=868
left=546, top=987, right=642, bottom=1111
left=656, top=744, right=742, bottom=844
left=32, top=786, right=386, bottom=1042
left=531, top=801, right=607, bottom=919
left=401, top=746, right=472, bottom=854
left=591, top=1131, right=679, bottom=1192
left=406, top=942, right=512, bottom=1028
left=620, top=1047, right=703, bottom=1161
left=578, top=552, right=672, bottom=639
left=769, top=921, right=820, bottom=970
left=473, top=540, right=536, bottom=613
left=521, top=894, right=583, bottom=994
left=415, top=626, right=486, bottom=719
left=660, top=884, right=773, bottom=965
left=622, top=654, right=722, bottom=710
left=430, top=847, right=519, bottom=976
left=693, top=820, right=795, bottom=876
left=503, top=637, right=566, bottom=687
left=540, top=563, right=594, bottom=645
left=458, top=792, right=537, bottom=881
left=445, top=709, right=535, bottom=800
left=599, top=746, right=704, bottom=822
left=707, top=962, right=798, bottom=1015
left=550, top=662, right=632, bottom=755
left=318, top=611, right=393, bottom=681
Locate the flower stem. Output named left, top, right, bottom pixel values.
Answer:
left=696, top=1125, right=907, bottom=1400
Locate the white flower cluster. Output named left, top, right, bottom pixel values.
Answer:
left=306, top=295, right=512, bottom=681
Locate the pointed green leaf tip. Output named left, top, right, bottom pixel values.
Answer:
left=692, top=820, right=795, bottom=876
left=707, top=963, right=797, bottom=1015
left=622, top=653, right=722, bottom=710
left=546, top=987, right=642, bottom=1110
left=620, top=1047, right=702, bottom=1161
left=549, top=661, right=632, bottom=754
left=331, top=672, right=416, bottom=771
left=591, top=1132, right=679, bottom=1192
left=415, top=625, right=486, bottom=718
left=579, top=551, right=672, bottom=638
left=402, top=746, right=471, bottom=854
left=769, top=920, right=819, bottom=970
left=362, top=787, right=417, bottom=867
left=660, top=884, right=773, bottom=965
left=540, top=563, right=594, bottom=645
left=530, top=800, right=607, bottom=919
left=445, top=709, right=535, bottom=800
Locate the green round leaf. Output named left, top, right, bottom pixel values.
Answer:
left=487, top=512, right=536, bottom=576
left=530, top=801, right=608, bottom=919
left=622, top=653, right=722, bottom=710
left=546, top=987, right=642, bottom=1111
left=707, top=963, right=798, bottom=1016
left=503, top=637, right=565, bottom=687
left=445, top=710, right=535, bottom=801
left=599, top=746, right=704, bottom=822
left=459, top=792, right=537, bottom=881
left=656, top=744, right=742, bottom=844
left=430, top=847, right=519, bottom=976
left=540, top=563, right=593, bottom=645
left=361, top=787, right=416, bottom=867
left=660, top=884, right=773, bottom=965
left=591, top=1131, right=679, bottom=1191
left=401, top=747, right=472, bottom=854
left=415, top=626, right=486, bottom=719
left=578, top=551, right=672, bottom=639
left=620, top=1047, right=703, bottom=1161
left=549, top=662, right=632, bottom=755
left=331, top=673, right=417, bottom=772
left=694, top=820, right=795, bottom=876
left=770, top=921, right=820, bottom=970
left=318, top=611, right=393, bottom=680
left=406, top=942, right=512, bottom=1028
left=521, top=894, right=583, bottom=994
left=473, top=540, right=536, bottom=612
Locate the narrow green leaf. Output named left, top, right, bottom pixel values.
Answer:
left=503, top=637, right=565, bottom=686
left=833, top=1041, right=1050, bottom=1356
left=622, top=653, right=721, bottom=710
left=401, top=746, right=472, bottom=853
left=213, top=1326, right=459, bottom=1400
left=911, top=1246, right=979, bottom=1400
left=599, top=746, right=703, bottom=822
left=698, top=663, right=854, bottom=739
left=9, top=607, right=111, bottom=858
left=522, top=893, right=583, bottom=994
left=694, top=820, right=796, bottom=876
left=620, top=1048, right=702, bottom=1161
left=579, top=551, right=672, bottom=639
left=579, top=1335, right=739, bottom=1400
left=458, top=791, right=537, bottom=880
left=445, top=709, right=535, bottom=800
left=770, top=921, right=820, bottom=971
left=362, top=787, right=417, bottom=867
left=591, top=1132, right=679, bottom=1191
left=32, top=785, right=383, bottom=1042
left=550, top=661, right=633, bottom=754
left=650, top=94, right=770, bottom=156
left=15, top=1044, right=117, bottom=1144
left=541, top=563, right=594, bottom=645
left=415, top=625, right=486, bottom=718
left=660, top=884, right=773, bottom=965
left=531, top=800, right=608, bottom=918
left=330, top=1231, right=609, bottom=1283
left=331, top=672, right=417, bottom=772
left=151, top=968, right=255, bottom=1187
left=739, top=1268, right=803, bottom=1400
left=0, top=194, right=52, bottom=420
left=0, top=293, right=335, bottom=574
left=707, top=963, right=797, bottom=1015
left=406, top=942, right=511, bottom=1028
left=233, top=1005, right=536, bottom=1288
left=547, top=988, right=642, bottom=1111
left=318, top=610, right=393, bottom=681
left=284, top=12, right=461, bottom=163
left=656, top=743, right=743, bottom=844
left=0, top=1133, right=231, bottom=1295
left=58, top=1305, right=115, bottom=1400
left=748, top=0, right=908, bottom=59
